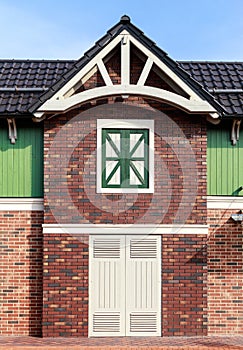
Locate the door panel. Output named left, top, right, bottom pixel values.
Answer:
left=126, top=236, right=161, bottom=336
left=89, top=236, right=126, bottom=336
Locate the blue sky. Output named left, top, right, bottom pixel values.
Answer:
left=0, top=0, right=243, bottom=61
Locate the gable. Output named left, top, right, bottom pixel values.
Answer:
left=69, top=44, right=187, bottom=97
left=29, top=16, right=223, bottom=120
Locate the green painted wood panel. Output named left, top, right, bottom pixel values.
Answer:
left=207, top=121, right=243, bottom=196
left=0, top=120, right=43, bottom=197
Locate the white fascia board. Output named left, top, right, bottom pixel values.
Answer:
left=43, top=224, right=208, bottom=235
left=39, top=31, right=128, bottom=104
left=207, top=196, right=243, bottom=209
left=38, top=85, right=217, bottom=114
left=64, top=65, right=98, bottom=98
left=0, top=198, right=44, bottom=211
left=129, top=34, right=213, bottom=103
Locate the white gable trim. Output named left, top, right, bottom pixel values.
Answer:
left=129, top=34, right=202, bottom=101
left=37, top=84, right=217, bottom=114
left=121, top=34, right=130, bottom=85
left=48, top=32, right=125, bottom=101
left=35, top=30, right=218, bottom=118
left=137, top=57, right=153, bottom=86
left=97, top=59, right=113, bottom=86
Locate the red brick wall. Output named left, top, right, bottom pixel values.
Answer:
left=42, top=234, right=89, bottom=337
left=104, top=46, right=121, bottom=85
left=162, top=234, right=207, bottom=336
left=208, top=208, right=243, bottom=334
left=0, top=211, right=43, bottom=336
left=44, top=100, right=207, bottom=226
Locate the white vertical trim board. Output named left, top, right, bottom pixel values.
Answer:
left=121, top=34, right=130, bottom=85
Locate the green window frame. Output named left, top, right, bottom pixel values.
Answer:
left=102, top=128, right=149, bottom=189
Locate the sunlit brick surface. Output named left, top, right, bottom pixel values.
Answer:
left=0, top=211, right=43, bottom=336
left=208, top=209, right=243, bottom=334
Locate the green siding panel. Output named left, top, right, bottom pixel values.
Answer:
left=0, top=120, right=43, bottom=197
left=207, top=121, right=243, bottom=196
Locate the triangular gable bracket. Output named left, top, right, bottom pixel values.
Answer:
left=31, top=16, right=222, bottom=120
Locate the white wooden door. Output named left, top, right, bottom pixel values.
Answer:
left=89, top=235, right=126, bottom=336
left=126, top=236, right=161, bottom=336
left=89, top=235, right=161, bottom=337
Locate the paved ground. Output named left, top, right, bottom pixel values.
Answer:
left=0, top=336, right=243, bottom=350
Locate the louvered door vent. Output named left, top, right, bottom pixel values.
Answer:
left=93, top=239, right=120, bottom=258
left=130, top=312, right=157, bottom=332
left=93, top=313, right=120, bottom=332
left=130, top=239, right=157, bottom=258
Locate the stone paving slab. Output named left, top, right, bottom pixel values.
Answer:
left=0, top=336, right=243, bottom=350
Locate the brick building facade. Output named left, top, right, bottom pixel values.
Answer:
left=0, top=15, right=242, bottom=337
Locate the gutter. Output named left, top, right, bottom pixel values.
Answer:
left=208, top=89, right=243, bottom=94
left=0, top=87, right=47, bottom=92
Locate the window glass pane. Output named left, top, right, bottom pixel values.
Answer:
left=106, top=133, right=120, bottom=157
left=106, top=161, right=120, bottom=185
left=130, top=133, right=144, bottom=157
left=130, top=160, right=145, bottom=185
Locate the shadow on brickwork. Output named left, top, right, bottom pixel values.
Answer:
left=28, top=211, right=43, bottom=337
